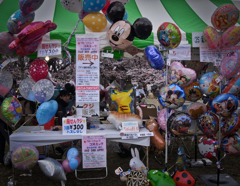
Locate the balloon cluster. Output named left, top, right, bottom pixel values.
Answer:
left=62, top=148, right=81, bottom=172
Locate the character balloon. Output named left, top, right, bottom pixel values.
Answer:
left=0, top=70, right=13, bottom=97
left=199, top=72, right=220, bottom=96
left=198, top=136, right=217, bottom=159
left=33, top=79, right=54, bottom=103
left=222, top=75, right=240, bottom=95
left=221, top=133, right=240, bottom=155
left=187, top=102, right=207, bottom=120
left=29, top=59, right=49, bottom=82
left=145, top=45, right=164, bottom=70
left=220, top=113, right=240, bottom=136
left=183, top=82, right=202, bottom=102
left=203, top=26, right=220, bottom=50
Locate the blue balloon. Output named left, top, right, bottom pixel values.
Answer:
left=67, top=148, right=78, bottom=160
left=27, top=91, right=36, bottom=101
left=83, top=0, right=106, bottom=13
left=145, top=45, right=164, bottom=70
left=106, top=10, right=128, bottom=24
left=69, top=158, right=79, bottom=170
left=36, top=100, right=58, bottom=125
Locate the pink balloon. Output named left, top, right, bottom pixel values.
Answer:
left=222, top=26, right=240, bottom=48
left=157, top=108, right=174, bottom=132
left=75, top=156, right=81, bottom=165
left=62, top=160, right=72, bottom=172
left=29, top=59, right=49, bottom=82
left=0, top=85, right=10, bottom=96
left=203, top=26, right=220, bottom=50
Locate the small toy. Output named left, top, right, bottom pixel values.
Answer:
left=130, top=148, right=148, bottom=174
left=173, top=170, right=196, bottom=186
left=148, top=170, right=176, bottom=186
left=175, top=147, right=186, bottom=172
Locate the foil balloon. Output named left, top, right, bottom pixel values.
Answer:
left=29, top=59, right=49, bottom=82
left=60, top=0, right=83, bottom=13
left=106, top=10, right=128, bottom=24
left=187, top=102, right=207, bottom=120
left=38, top=158, right=67, bottom=181
left=221, top=133, right=240, bottom=155
left=222, top=75, right=240, bottom=95
left=199, top=72, right=220, bottom=96
left=203, top=26, right=220, bottom=50
left=102, top=0, right=111, bottom=15
left=198, top=112, right=219, bottom=138
left=19, top=78, right=36, bottom=101
left=198, top=136, right=217, bottom=159
left=0, top=32, right=16, bottom=55
left=19, top=0, right=44, bottom=14
left=83, top=0, right=106, bottom=12
left=220, top=113, right=240, bottom=136
left=1, top=97, right=22, bottom=125
left=168, top=62, right=196, bottom=87
left=148, top=170, right=176, bottom=186
left=220, top=52, right=240, bottom=79
left=145, top=45, right=164, bottom=70
left=158, top=84, right=185, bottom=109
left=183, top=82, right=202, bottom=102
left=0, top=70, right=13, bottom=97
left=11, top=144, right=39, bottom=170
left=167, top=112, right=191, bottom=136
left=211, top=4, right=239, bottom=31
left=157, top=108, right=174, bottom=132
left=211, top=93, right=238, bottom=117
left=33, top=79, right=54, bottom=103
left=157, top=22, right=181, bottom=49
left=83, top=12, right=107, bottom=32
left=184, top=61, right=205, bottom=72
left=222, top=26, right=240, bottom=47
left=106, top=2, right=125, bottom=23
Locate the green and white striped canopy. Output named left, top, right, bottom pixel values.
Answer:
left=0, top=0, right=240, bottom=51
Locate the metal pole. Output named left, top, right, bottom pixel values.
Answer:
left=165, top=49, right=169, bottom=169
left=195, top=122, right=198, bottom=162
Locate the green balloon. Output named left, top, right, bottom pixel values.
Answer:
left=148, top=170, right=176, bottom=186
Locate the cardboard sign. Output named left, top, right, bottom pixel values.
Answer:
left=62, top=117, right=86, bottom=135
left=37, top=40, right=61, bottom=57
left=122, top=121, right=139, bottom=133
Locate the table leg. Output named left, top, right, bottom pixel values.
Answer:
left=146, top=146, right=149, bottom=168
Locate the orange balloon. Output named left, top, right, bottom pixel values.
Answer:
left=83, top=12, right=107, bottom=32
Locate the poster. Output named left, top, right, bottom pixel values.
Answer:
left=62, top=117, right=86, bottom=135
left=75, top=35, right=100, bottom=116
left=169, top=44, right=191, bottom=60
left=82, top=135, right=106, bottom=169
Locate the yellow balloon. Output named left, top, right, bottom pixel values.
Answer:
left=83, top=12, right=107, bottom=32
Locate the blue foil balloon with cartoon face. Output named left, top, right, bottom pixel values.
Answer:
left=145, top=45, right=164, bottom=70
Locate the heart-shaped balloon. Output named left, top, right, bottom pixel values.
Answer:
left=222, top=26, right=240, bottom=48
left=168, top=62, right=196, bottom=87
left=220, top=113, right=240, bottom=136
left=157, top=108, right=174, bottom=132
left=199, top=72, right=220, bottom=96
left=187, top=102, right=207, bottom=120
left=183, top=82, right=202, bottom=102
left=145, top=45, right=164, bottom=70
left=29, top=59, right=49, bottom=82
left=203, top=26, right=220, bottom=50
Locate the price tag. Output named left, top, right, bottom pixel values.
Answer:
left=122, top=133, right=138, bottom=139
left=138, top=132, right=154, bottom=137
left=122, top=121, right=139, bottom=133
left=215, top=75, right=224, bottom=84
left=214, top=59, right=222, bottom=66
left=101, top=52, right=114, bottom=58
left=62, top=117, right=86, bottom=135
left=37, top=40, right=61, bottom=57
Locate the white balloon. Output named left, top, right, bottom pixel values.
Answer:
left=33, top=79, right=54, bottom=103
left=19, top=78, right=36, bottom=101
left=0, top=70, right=13, bottom=97
left=60, top=0, right=83, bottom=13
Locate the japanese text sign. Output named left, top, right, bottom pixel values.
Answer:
left=37, top=40, right=61, bottom=57
left=62, top=117, right=86, bottom=135
left=122, top=121, right=139, bottom=133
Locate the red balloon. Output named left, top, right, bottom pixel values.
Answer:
left=29, top=59, right=49, bottom=82
left=102, top=0, right=111, bottom=15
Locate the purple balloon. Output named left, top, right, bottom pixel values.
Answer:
left=62, top=160, right=72, bottom=172
left=75, top=156, right=81, bottom=165
left=0, top=32, right=15, bottom=55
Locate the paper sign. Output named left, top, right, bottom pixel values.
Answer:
left=122, top=133, right=138, bottom=139
left=82, top=135, right=106, bottom=168
left=191, top=47, right=200, bottom=61
left=138, top=132, right=154, bottom=137
left=215, top=75, right=224, bottom=83
left=37, top=40, right=61, bottom=57
left=62, top=117, right=86, bottom=135
left=192, top=32, right=207, bottom=47
left=76, top=102, right=99, bottom=116
left=122, top=121, right=139, bottom=133
left=101, top=52, right=114, bottom=58
left=169, top=44, right=191, bottom=60
left=159, top=44, right=167, bottom=51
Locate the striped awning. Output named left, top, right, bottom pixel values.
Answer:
left=0, top=0, right=240, bottom=51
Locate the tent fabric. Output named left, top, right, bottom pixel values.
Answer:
left=0, top=0, right=240, bottom=51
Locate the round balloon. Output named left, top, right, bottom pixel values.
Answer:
left=60, top=0, right=83, bottom=13
left=102, top=0, right=111, bottom=15
left=187, top=102, right=207, bottom=120
left=211, top=4, right=239, bottom=31
left=199, top=72, right=220, bottom=96
left=220, top=113, right=240, bottom=136
left=0, top=70, right=13, bottom=97
left=221, top=133, right=240, bottom=155
left=158, top=84, right=185, bottom=109
left=184, top=82, right=202, bottom=102
left=0, top=32, right=16, bottom=55
left=222, top=75, right=240, bottom=95
left=1, top=97, right=22, bottom=125
left=67, top=147, right=79, bottom=160
left=11, top=144, right=39, bottom=170
left=19, top=0, right=44, bottom=14
left=184, top=61, right=205, bottom=72
left=157, top=108, right=175, bottom=132
left=62, top=159, right=72, bottom=172
left=222, top=26, right=240, bottom=47
left=29, top=59, right=49, bottom=82
left=7, top=10, right=35, bottom=34
left=220, top=52, right=240, bottom=79
left=157, top=22, right=181, bottom=49
left=198, top=136, right=217, bottom=159
left=83, top=0, right=106, bottom=13
left=198, top=112, right=219, bottom=138
left=145, top=45, right=164, bottom=70
left=211, top=93, right=238, bottom=117
left=168, top=62, right=196, bottom=88
left=203, top=26, right=220, bottom=50
left=19, top=78, right=36, bottom=101
left=106, top=10, right=128, bottom=24
left=83, top=12, right=107, bottom=32
left=33, top=79, right=54, bottom=103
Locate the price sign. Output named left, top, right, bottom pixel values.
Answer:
left=215, top=75, right=224, bottom=84
left=122, top=133, right=138, bottom=140
left=37, top=40, right=61, bottom=57
left=122, top=121, right=139, bottom=133
left=62, top=117, right=86, bottom=135
left=138, top=132, right=154, bottom=137
left=101, top=52, right=114, bottom=58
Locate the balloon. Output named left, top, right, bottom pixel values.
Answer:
left=187, top=102, right=207, bottom=120
left=0, top=70, right=13, bottom=97
left=220, top=113, right=240, bottom=136
left=19, top=78, right=36, bottom=101
left=102, top=0, right=111, bottom=15
left=78, top=10, right=90, bottom=21
left=220, top=52, right=240, bottom=79
left=106, top=2, right=125, bottom=23
left=38, top=158, right=67, bottom=181
left=157, top=22, right=181, bottom=49
left=36, top=100, right=58, bottom=125
left=1, top=97, right=22, bottom=125
left=33, top=79, right=54, bottom=103
left=111, top=0, right=129, bottom=4
left=158, top=84, right=185, bottom=109
left=11, top=144, right=39, bottom=170
left=148, top=170, right=176, bottom=186
left=198, top=112, right=219, bottom=138
left=167, top=112, right=191, bottom=136
left=106, top=10, right=128, bottom=24
left=29, top=59, right=49, bottom=82
left=83, top=12, right=107, bottom=32
left=62, top=159, right=72, bottom=172
left=157, top=108, right=174, bottom=132
left=168, top=62, right=196, bottom=87
left=60, top=0, right=83, bottom=13
left=184, top=61, right=205, bottom=72
left=0, top=32, right=16, bottom=55
left=7, top=10, right=35, bottom=34
left=198, top=136, right=217, bottom=159
left=222, top=75, right=240, bottom=95
left=67, top=148, right=79, bottom=160
left=69, top=158, right=79, bottom=170
left=75, top=156, right=81, bottom=165
left=222, top=26, right=240, bottom=47
left=145, top=45, right=164, bottom=70
left=203, top=26, right=220, bottom=50
left=221, top=133, right=240, bottom=155
left=199, top=72, right=220, bottom=96
left=19, top=0, right=44, bottom=14
left=211, top=93, right=238, bottom=117
left=83, top=0, right=106, bottom=13
left=211, top=4, right=239, bottom=31
left=183, top=82, right=202, bottom=102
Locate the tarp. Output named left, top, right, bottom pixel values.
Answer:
left=0, top=0, right=240, bottom=51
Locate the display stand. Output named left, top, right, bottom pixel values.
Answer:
left=75, top=167, right=108, bottom=181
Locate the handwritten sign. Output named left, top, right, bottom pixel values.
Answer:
left=122, top=121, right=139, bottom=133
left=169, top=44, right=191, bottom=60
left=192, top=32, right=207, bottom=47
left=37, top=40, right=61, bottom=57
left=82, top=135, right=106, bottom=168
left=62, top=117, right=86, bottom=135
